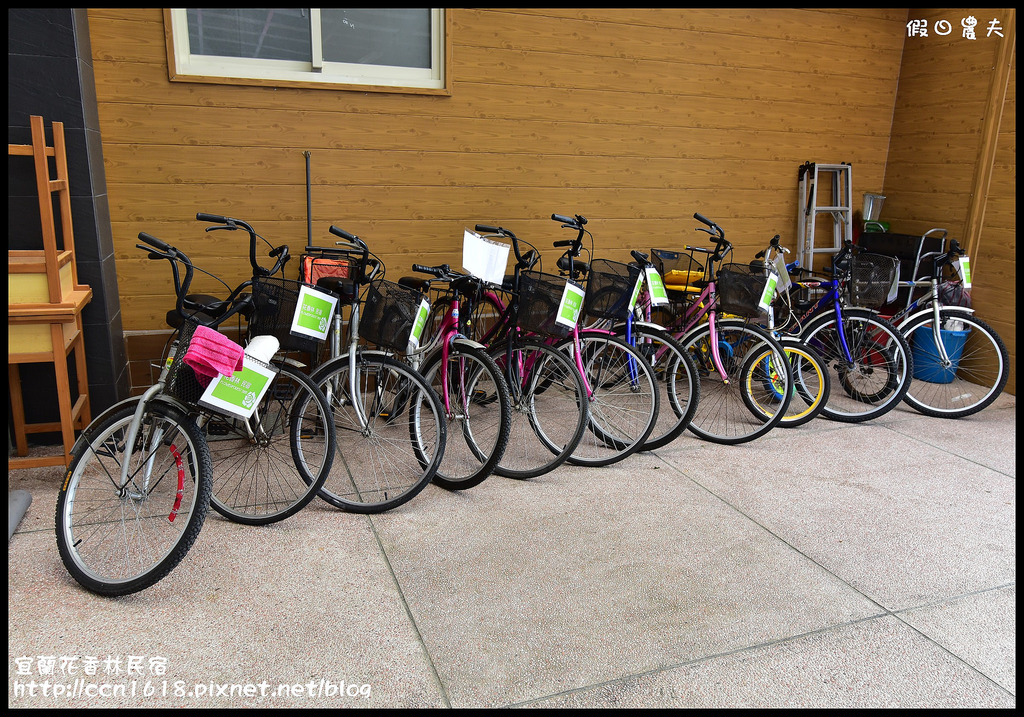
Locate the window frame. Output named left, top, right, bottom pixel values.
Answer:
left=163, top=8, right=450, bottom=96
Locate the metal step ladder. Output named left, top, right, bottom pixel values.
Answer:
left=797, top=161, right=852, bottom=272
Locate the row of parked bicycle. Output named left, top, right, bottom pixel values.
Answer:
left=54, top=211, right=1009, bottom=597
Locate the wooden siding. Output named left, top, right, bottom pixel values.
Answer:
left=882, top=8, right=1016, bottom=394
left=85, top=8, right=1011, bottom=396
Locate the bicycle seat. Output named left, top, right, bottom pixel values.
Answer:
left=398, top=276, right=429, bottom=292
left=557, top=255, right=588, bottom=276
left=317, top=275, right=357, bottom=301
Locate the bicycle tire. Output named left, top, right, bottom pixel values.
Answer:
left=489, top=338, right=589, bottom=479
left=899, top=309, right=1008, bottom=418
left=801, top=308, right=912, bottom=423
left=420, top=343, right=512, bottom=490
left=741, top=337, right=829, bottom=429
left=555, top=332, right=659, bottom=467
left=310, top=352, right=446, bottom=513
left=204, top=362, right=334, bottom=526
left=616, top=323, right=700, bottom=450
left=679, top=319, right=793, bottom=445
left=55, top=401, right=212, bottom=597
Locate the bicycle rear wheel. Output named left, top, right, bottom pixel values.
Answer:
left=680, top=319, right=793, bottom=444
left=618, top=323, right=700, bottom=450
left=490, top=338, right=589, bottom=479
left=900, top=309, right=1008, bottom=418
left=311, top=352, right=446, bottom=513
left=420, top=343, right=512, bottom=490
left=204, top=363, right=334, bottom=525
left=802, top=308, right=912, bottom=423
left=56, top=401, right=212, bottom=597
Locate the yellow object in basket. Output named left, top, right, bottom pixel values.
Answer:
left=663, top=269, right=704, bottom=292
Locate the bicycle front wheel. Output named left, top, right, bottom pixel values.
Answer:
left=311, top=353, right=446, bottom=513
left=680, top=319, right=793, bottom=445
left=490, top=338, right=589, bottom=479
left=204, top=363, right=334, bottom=525
left=56, top=401, right=212, bottom=597
left=421, top=343, right=512, bottom=490
left=775, top=337, right=830, bottom=428
left=900, top=309, right=1008, bottom=418
left=556, top=332, right=659, bottom=467
left=802, top=308, right=912, bottom=423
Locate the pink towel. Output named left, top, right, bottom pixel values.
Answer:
left=183, top=325, right=245, bottom=387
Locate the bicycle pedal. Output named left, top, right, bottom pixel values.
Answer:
left=471, top=390, right=497, bottom=405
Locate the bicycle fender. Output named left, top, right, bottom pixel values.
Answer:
left=452, top=336, right=487, bottom=351
left=898, top=305, right=975, bottom=329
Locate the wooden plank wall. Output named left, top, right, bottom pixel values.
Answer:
left=883, top=8, right=1016, bottom=394
left=86, top=8, right=912, bottom=389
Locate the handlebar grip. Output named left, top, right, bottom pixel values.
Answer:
left=269, top=245, right=287, bottom=257
left=553, top=240, right=573, bottom=247
left=329, top=225, right=360, bottom=243
left=693, top=212, right=714, bottom=227
left=138, top=232, right=172, bottom=252
left=551, top=214, right=574, bottom=224
left=196, top=212, right=229, bottom=224
left=755, top=250, right=765, bottom=258
left=630, top=250, right=648, bottom=264
left=475, top=224, right=500, bottom=234
left=412, top=263, right=434, bottom=274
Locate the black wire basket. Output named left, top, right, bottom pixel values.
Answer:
left=247, top=276, right=322, bottom=354
left=716, top=263, right=769, bottom=319
left=845, top=252, right=898, bottom=309
left=584, top=258, right=642, bottom=321
left=650, top=248, right=705, bottom=287
left=360, top=278, right=426, bottom=352
left=517, top=270, right=575, bottom=338
left=163, top=319, right=206, bottom=409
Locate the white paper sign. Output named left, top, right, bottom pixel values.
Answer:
left=289, top=284, right=339, bottom=341
left=644, top=267, right=669, bottom=306
left=198, top=357, right=276, bottom=421
left=758, top=269, right=779, bottom=312
left=463, top=230, right=511, bottom=286
left=407, top=298, right=431, bottom=352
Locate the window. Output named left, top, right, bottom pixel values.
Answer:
left=165, top=8, right=448, bottom=94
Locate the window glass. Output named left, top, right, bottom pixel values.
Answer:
left=186, top=8, right=311, bottom=62
left=321, top=9, right=431, bottom=68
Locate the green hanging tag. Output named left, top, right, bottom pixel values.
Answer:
left=645, top=267, right=669, bottom=306
left=199, top=358, right=276, bottom=420
left=555, top=280, right=586, bottom=328
left=407, top=297, right=431, bottom=351
left=627, top=273, right=644, bottom=312
left=758, top=269, right=779, bottom=312
left=957, top=256, right=972, bottom=289
left=290, top=285, right=339, bottom=341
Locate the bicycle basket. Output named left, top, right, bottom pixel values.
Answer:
left=716, top=263, right=769, bottom=319
left=845, top=252, right=898, bottom=309
left=651, top=248, right=705, bottom=288
left=163, top=319, right=206, bottom=408
left=517, top=270, right=574, bottom=338
left=247, top=276, right=320, bottom=354
left=584, top=258, right=642, bottom=321
left=299, top=251, right=352, bottom=286
left=360, top=278, right=425, bottom=352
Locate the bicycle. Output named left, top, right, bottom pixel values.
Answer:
left=174, top=214, right=337, bottom=526
left=449, top=224, right=591, bottom=479
left=306, top=226, right=448, bottom=512
left=646, top=213, right=794, bottom=444
left=580, top=249, right=701, bottom=450
left=472, top=216, right=659, bottom=468
left=771, top=239, right=914, bottom=423
left=746, top=234, right=832, bottom=428
left=874, top=237, right=1008, bottom=418
left=55, top=231, right=332, bottom=595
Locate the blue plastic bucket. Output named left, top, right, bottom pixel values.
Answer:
left=911, top=326, right=969, bottom=384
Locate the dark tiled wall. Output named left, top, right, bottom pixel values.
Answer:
left=8, top=8, right=129, bottom=431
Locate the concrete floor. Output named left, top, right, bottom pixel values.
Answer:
left=8, top=395, right=1015, bottom=708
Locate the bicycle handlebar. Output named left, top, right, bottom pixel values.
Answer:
left=136, top=232, right=251, bottom=328
left=473, top=223, right=538, bottom=271
left=691, top=213, right=732, bottom=262
left=196, top=212, right=289, bottom=278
